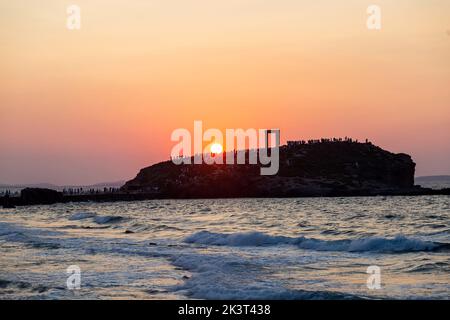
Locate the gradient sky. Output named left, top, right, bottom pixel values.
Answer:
left=1, top=0, right=449, bottom=185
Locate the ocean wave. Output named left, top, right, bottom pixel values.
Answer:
left=171, top=253, right=364, bottom=300
left=59, top=224, right=110, bottom=230
left=403, top=261, right=450, bottom=273
left=177, top=283, right=362, bottom=300
left=0, top=222, right=63, bottom=249
left=93, top=215, right=124, bottom=224
left=185, top=231, right=447, bottom=253
left=68, top=212, right=124, bottom=225
left=154, top=224, right=183, bottom=231
left=68, top=212, right=97, bottom=220
left=0, top=278, right=49, bottom=293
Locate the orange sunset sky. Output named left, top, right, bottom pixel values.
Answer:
left=1, top=0, right=449, bottom=185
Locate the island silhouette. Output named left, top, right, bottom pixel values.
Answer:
left=123, top=138, right=417, bottom=198
left=3, top=138, right=449, bottom=207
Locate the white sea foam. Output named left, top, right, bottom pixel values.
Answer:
left=68, top=212, right=124, bottom=224
left=171, top=252, right=360, bottom=300
left=185, top=231, right=442, bottom=253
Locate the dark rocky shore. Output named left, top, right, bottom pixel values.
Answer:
left=2, top=141, right=449, bottom=207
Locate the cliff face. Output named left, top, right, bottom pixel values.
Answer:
left=122, top=141, right=416, bottom=198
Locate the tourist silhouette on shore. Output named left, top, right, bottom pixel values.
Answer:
left=2, top=191, right=15, bottom=209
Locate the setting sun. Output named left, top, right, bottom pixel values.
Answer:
left=210, top=143, right=223, bottom=154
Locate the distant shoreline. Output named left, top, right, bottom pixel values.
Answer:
left=2, top=187, right=450, bottom=208
left=2, top=175, right=449, bottom=191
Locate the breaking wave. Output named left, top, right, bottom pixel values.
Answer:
left=185, top=231, right=447, bottom=253
left=171, top=252, right=365, bottom=300
left=0, top=221, right=63, bottom=249
left=68, top=212, right=97, bottom=220
left=67, top=212, right=124, bottom=225
left=93, top=215, right=124, bottom=224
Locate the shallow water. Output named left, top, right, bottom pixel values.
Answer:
left=0, top=196, right=449, bottom=299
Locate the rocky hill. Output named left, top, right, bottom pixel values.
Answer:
left=122, top=140, right=418, bottom=198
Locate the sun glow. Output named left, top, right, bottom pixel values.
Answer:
left=210, top=143, right=223, bottom=154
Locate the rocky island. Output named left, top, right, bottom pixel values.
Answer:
left=122, top=139, right=438, bottom=198
left=2, top=139, right=449, bottom=207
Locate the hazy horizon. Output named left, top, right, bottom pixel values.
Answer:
left=1, top=0, right=449, bottom=185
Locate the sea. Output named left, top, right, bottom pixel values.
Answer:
left=0, top=195, right=449, bottom=300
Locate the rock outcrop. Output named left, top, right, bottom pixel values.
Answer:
left=20, top=188, right=63, bottom=205
left=122, top=141, right=417, bottom=198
